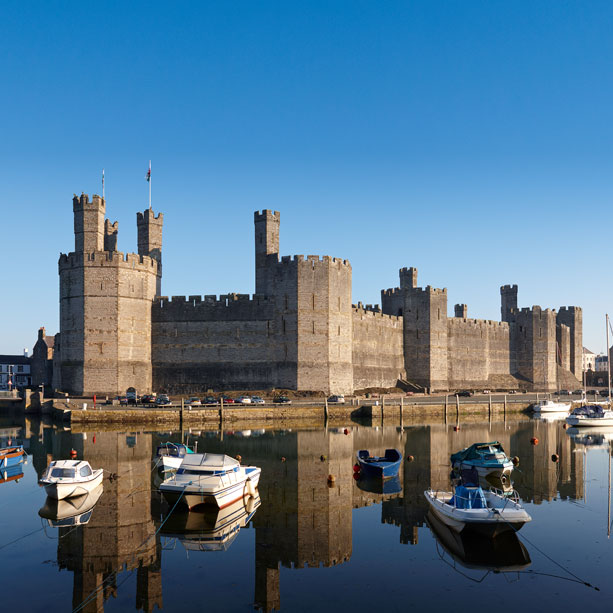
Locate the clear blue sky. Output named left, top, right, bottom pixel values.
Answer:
left=1, top=1, right=611, bottom=354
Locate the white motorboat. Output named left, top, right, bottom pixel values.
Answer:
left=160, top=453, right=261, bottom=510
left=566, top=405, right=613, bottom=427
left=39, top=460, right=104, bottom=500
left=532, top=399, right=571, bottom=413
left=424, top=485, right=531, bottom=537
left=161, top=492, right=261, bottom=552
left=155, top=442, right=195, bottom=471
left=533, top=410, right=570, bottom=423
left=38, top=483, right=104, bottom=527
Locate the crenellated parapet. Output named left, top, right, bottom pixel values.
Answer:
left=352, top=304, right=402, bottom=322
left=59, top=250, right=159, bottom=273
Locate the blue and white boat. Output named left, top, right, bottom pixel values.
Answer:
left=450, top=442, right=514, bottom=489
left=0, top=445, right=25, bottom=469
left=356, top=449, right=402, bottom=479
left=155, top=442, right=196, bottom=471
left=566, top=405, right=613, bottom=427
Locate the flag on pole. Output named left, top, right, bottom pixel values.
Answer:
left=146, top=162, right=151, bottom=182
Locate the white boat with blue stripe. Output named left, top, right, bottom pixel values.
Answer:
left=160, top=453, right=261, bottom=510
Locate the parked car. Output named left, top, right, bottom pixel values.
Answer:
left=203, top=396, right=218, bottom=405
left=482, top=389, right=491, bottom=395
left=141, top=394, right=156, bottom=405
left=572, top=390, right=584, bottom=395
left=236, top=396, right=252, bottom=404
left=188, top=397, right=202, bottom=406
left=156, top=394, right=171, bottom=406
left=455, top=390, right=473, bottom=397
left=219, top=395, right=235, bottom=404
left=250, top=396, right=265, bottom=404
left=126, top=390, right=138, bottom=405
left=557, top=390, right=571, bottom=396
left=328, top=395, right=345, bottom=403
left=508, top=390, right=517, bottom=394
left=116, top=396, right=129, bottom=406
left=273, top=396, right=292, bottom=404
left=599, top=389, right=609, bottom=397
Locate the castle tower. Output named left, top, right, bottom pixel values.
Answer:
left=556, top=307, right=583, bottom=377
left=254, top=210, right=280, bottom=295
left=73, top=193, right=105, bottom=252
left=403, top=286, right=448, bottom=391
left=104, top=219, right=118, bottom=252
left=500, top=284, right=518, bottom=323
left=137, top=209, right=163, bottom=295
left=399, top=267, right=418, bottom=289
left=454, top=304, right=467, bottom=318
left=59, top=193, right=160, bottom=395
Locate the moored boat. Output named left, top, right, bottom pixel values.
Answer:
left=566, top=404, right=613, bottom=427
left=39, top=459, right=104, bottom=500
left=450, top=441, right=514, bottom=490
left=0, top=445, right=26, bottom=469
left=0, top=464, right=24, bottom=485
left=356, top=448, right=402, bottom=479
left=155, top=442, right=195, bottom=471
left=159, top=453, right=261, bottom=510
left=532, top=399, right=571, bottom=413
left=424, top=485, right=531, bottom=537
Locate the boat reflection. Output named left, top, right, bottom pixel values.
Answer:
left=0, top=464, right=24, bottom=485
left=356, top=475, right=402, bottom=495
left=426, top=509, right=531, bottom=573
left=161, top=492, right=261, bottom=553
left=532, top=411, right=570, bottom=423
left=38, top=483, right=104, bottom=527
left=566, top=426, right=613, bottom=449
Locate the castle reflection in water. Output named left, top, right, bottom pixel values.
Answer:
left=21, top=416, right=584, bottom=612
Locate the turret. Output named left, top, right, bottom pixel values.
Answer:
left=137, top=209, right=163, bottom=263
left=399, top=267, right=418, bottom=289
left=104, top=219, right=118, bottom=252
left=500, top=284, right=518, bottom=322
left=73, top=193, right=105, bottom=252
left=254, top=210, right=280, bottom=295
left=454, top=304, right=467, bottom=318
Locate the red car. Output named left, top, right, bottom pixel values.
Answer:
left=219, top=395, right=235, bottom=404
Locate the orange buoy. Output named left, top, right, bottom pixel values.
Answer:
left=327, top=474, right=336, bottom=487
left=70, top=449, right=77, bottom=459
left=344, top=428, right=349, bottom=435
left=236, top=454, right=242, bottom=463
left=531, top=437, right=539, bottom=445
left=551, top=454, right=559, bottom=462
left=454, top=426, right=460, bottom=432
left=563, top=423, right=568, bottom=430
left=92, top=435, right=96, bottom=444
left=407, top=455, right=414, bottom=462
left=512, top=456, right=520, bottom=466
left=281, top=456, right=286, bottom=462
left=353, top=463, right=361, bottom=473
left=320, top=455, right=326, bottom=462
left=353, top=472, right=360, bottom=480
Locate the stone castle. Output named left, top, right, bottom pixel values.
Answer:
left=51, top=193, right=582, bottom=396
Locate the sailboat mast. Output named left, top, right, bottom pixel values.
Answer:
left=607, top=314, right=611, bottom=402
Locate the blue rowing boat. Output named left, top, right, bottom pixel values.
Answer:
left=0, top=445, right=25, bottom=469
left=356, top=448, right=402, bottom=479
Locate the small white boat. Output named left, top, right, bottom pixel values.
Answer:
left=155, top=442, right=195, bottom=471
left=39, top=460, right=104, bottom=500
left=424, top=485, right=531, bottom=537
left=566, top=405, right=613, bottom=427
left=532, top=400, right=571, bottom=413
left=38, top=483, right=104, bottom=527
left=160, top=453, right=261, bottom=510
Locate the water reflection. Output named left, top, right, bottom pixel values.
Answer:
left=39, top=483, right=104, bottom=527
left=9, top=415, right=592, bottom=611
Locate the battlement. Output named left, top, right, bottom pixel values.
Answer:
left=276, top=254, right=351, bottom=268
left=155, top=293, right=272, bottom=308
left=59, top=250, right=159, bottom=272
left=558, top=306, right=582, bottom=314
left=254, top=209, right=280, bottom=221
left=382, top=287, right=402, bottom=297
left=500, top=284, right=518, bottom=292
left=448, top=317, right=508, bottom=329
left=517, top=306, right=556, bottom=316
left=137, top=209, right=164, bottom=223
left=409, top=285, right=447, bottom=295
left=352, top=304, right=401, bottom=321
left=72, top=193, right=105, bottom=210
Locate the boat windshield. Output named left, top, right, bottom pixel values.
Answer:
left=177, top=469, right=218, bottom=475
left=51, top=468, right=76, bottom=478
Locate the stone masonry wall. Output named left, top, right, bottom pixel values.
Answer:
left=352, top=307, right=404, bottom=389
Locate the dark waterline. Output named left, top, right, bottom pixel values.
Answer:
left=0, top=416, right=611, bottom=612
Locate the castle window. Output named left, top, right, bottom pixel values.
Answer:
left=312, top=321, right=315, bottom=334
left=282, top=318, right=286, bottom=334
left=284, top=295, right=288, bottom=310
left=338, top=325, right=341, bottom=336
left=338, top=296, right=341, bottom=311
left=438, top=308, right=440, bottom=320
left=312, top=294, right=315, bottom=310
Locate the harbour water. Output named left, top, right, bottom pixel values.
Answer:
left=1, top=416, right=611, bottom=612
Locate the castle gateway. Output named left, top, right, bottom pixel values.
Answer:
left=54, top=194, right=582, bottom=396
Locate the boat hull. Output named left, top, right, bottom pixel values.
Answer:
left=42, top=470, right=104, bottom=500
left=566, top=417, right=613, bottom=427
left=533, top=401, right=571, bottom=413
left=424, top=490, right=530, bottom=537
left=161, top=468, right=261, bottom=510
left=356, top=449, right=402, bottom=479
left=0, top=446, right=25, bottom=469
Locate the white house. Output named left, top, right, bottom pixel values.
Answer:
left=0, top=354, right=31, bottom=390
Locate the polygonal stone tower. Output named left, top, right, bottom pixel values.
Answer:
left=254, top=210, right=280, bottom=295
left=58, top=194, right=161, bottom=396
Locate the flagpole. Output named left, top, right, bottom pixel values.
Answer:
left=149, top=160, right=152, bottom=210
left=102, top=168, right=105, bottom=199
